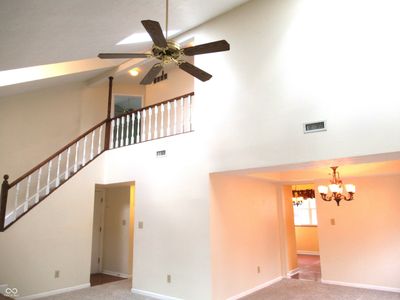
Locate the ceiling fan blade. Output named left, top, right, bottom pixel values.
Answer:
left=141, top=20, right=168, bottom=48
left=179, top=62, right=212, bottom=82
left=183, top=40, right=230, bottom=56
left=98, top=53, right=149, bottom=59
left=140, top=64, right=163, bottom=85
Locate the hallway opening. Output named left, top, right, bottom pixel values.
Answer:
left=90, top=182, right=135, bottom=286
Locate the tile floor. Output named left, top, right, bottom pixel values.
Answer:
left=291, top=254, right=321, bottom=281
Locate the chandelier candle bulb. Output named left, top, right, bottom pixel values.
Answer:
left=318, top=185, right=328, bottom=195
left=345, top=184, right=356, bottom=193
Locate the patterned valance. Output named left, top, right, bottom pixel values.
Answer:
left=292, top=189, right=315, bottom=199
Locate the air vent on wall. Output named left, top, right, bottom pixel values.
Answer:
left=156, top=150, right=167, bottom=157
left=303, top=121, right=327, bottom=133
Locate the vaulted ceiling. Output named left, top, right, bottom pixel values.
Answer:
left=0, top=0, right=249, bottom=94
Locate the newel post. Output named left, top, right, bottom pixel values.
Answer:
left=0, top=175, right=10, bottom=231
left=104, top=76, right=114, bottom=150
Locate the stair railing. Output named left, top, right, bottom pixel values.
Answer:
left=0, top=120, right=108, bottom=231
left=0, top=84, right=194, bottom=231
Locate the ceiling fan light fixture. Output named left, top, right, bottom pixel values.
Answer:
left=128, top=68, right=140, bottom=77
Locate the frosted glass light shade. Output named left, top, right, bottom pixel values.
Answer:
left=345, top=184, right=356, bottom=193
left=329, top=184, right=342, bottom=193
left=318, top=185, right=328, bottom=194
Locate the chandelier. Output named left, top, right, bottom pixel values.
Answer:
left=292, top=187, right=315, bottom=207
left=318, top=166, right=355, bottom=206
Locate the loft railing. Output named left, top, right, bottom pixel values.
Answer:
left=0, top=80, right=194, bottom=231
left=109, top=92, right=194, bottom=148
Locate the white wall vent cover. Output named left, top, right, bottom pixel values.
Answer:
left=156, top=150, right=167, bottom=157
left=303, top=121, right=327, bottom=133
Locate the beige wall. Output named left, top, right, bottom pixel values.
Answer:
left=317, top=175, right=400, bottom=289
left=210, top=174, right=282, bottom=300
left=144, top=61, right=194, bottom=106
left=0, top=82, right=83, bottom=179
left=0, top=79, right=145, bottom=182
left=102, top=186, right=132, bottom=276
left=0, top=156, right=105, bottom=297
left=295, top=226, right=319, bottom=253
left=282, top=186, right=298, bottom=272
left=80, top=80, right=145, bottom=131
left=104, top=133, right=212, bottom=300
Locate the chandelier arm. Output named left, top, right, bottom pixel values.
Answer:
left=343, top=193, right=355, bottom=201
left=320, top=193, right=332, bottom=202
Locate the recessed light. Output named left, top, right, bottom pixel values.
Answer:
left=129, top=68, right=140, bottom=77
left=117, top=30, right=180, bottom=45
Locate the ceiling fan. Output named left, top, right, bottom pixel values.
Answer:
left=98, top=0, right=230, bottom=85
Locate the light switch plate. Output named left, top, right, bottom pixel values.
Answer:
left=138, top=221, right=144, bottom=229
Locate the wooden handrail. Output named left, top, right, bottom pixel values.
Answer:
left=109, top=92, right=195, bottom=122
left=9, top=119, right=108, bottom=188
left=8, top=92, right=194, bottom=188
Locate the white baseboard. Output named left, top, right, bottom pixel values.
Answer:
left=102, top=269, right=131, bottom=279
left=287, top=268, right=300, bottom=277
left=297, top=250, right=319, bottom=255
left=321, top=279, right=400, bottom=293
left=226, top=276, right=283, bottom=300
left=17, top=283, right=90, bottom=299
left=131, top=288, right=183, bottom=300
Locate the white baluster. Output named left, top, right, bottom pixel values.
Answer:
left=82, top=136, right=88, bottom=166
left=98, top=125, right=103, bottom=154
left=131, top=113, right=136, bottom=144
left=126, top=115, right=131, bottom=145
left=148, top=107, right=152, bottom=140
left=110, top=120, right=115, bottom=149
left=56, top=154, right=62, bottom=187
left=24, top=175, right=32, bottom=211
left=180, top=97, right=184, bottom=133
left=173, top=99, right=177, bottom=134
left=160, top=104, right=165, bottom=137
left=115, top=118, right=120, bottom=148
left=36, top=167, right=42, bottom=203
left=142, top=110, right=146, bottom=142
left=189, top=94, right=193, bottom=131
left=120, top=116, right=125, bottom=146
left=46, top=160, right=52, bottom=194
left=167, top=102, right=171, bottom=136
left=154, top=106, right=158, bottom=139
left=65, top=148, right=71, bottom=180
left=90, top=130, right=95, bottom=160
left=74, top=141, right=80, bottom=172
left=14, top=183, right=20, bottom=220
left=136, top=112, right=141, bottom=143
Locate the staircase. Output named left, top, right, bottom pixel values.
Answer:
left=0, top=90, right=194, bottom=232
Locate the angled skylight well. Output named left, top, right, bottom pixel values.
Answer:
left=117, top=30, right=180, bottom=45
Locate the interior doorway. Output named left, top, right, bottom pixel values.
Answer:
left=90, top=183, right=135, bottom=286
left=289, top=184, right=321, bottom=281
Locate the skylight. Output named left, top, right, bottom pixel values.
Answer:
left=117, top=30, right=180, bottom=45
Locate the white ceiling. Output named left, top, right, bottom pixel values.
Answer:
left=0, top=0, right=249, bottom=71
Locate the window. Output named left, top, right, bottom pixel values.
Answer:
left=293, top=198, right=318, bottom=226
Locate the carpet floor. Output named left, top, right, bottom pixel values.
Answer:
left=241, top=279, right=400, bottom=300
left=38, top=278, right=400, bottom=300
